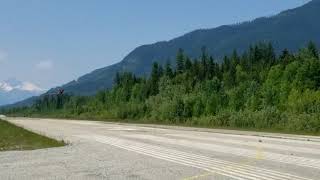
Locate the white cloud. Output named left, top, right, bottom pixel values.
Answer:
left=21, top=81, right=43, bottom=92
left=0, top=79, right=43, bottom=92
left=35, top=60, right=53, bottom=70
left=0, top=82, right=13, bottom=92
left=0, top=50, right=8, bottom=63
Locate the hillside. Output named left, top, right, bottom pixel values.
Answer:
left=56, top=0, right=320, bottom=96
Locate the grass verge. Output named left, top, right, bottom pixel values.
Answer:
left=0, top=119, right=65, bottom=151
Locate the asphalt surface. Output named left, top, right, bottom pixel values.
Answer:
left=1, top=118, right=320, bottom=180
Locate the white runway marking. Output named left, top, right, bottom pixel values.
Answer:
left=62, top=121, right=101, bottom=126
left=76, top=135, right=315, bottom=180
left=165, top=133, right=320, bottom=155
left=190, top=132, right=320, bottom=145
left=94, top=127, right=139, bottom=131
left=123, top=134, right=320, bottom=169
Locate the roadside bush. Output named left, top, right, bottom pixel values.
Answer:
left=286, top=113, right=320, bottom=133
left=287, top=89, right=320, bottom=113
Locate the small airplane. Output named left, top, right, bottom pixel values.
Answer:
left=58, top=88, right=64, bottom=95
left=45, top=88, right=64, bottom=96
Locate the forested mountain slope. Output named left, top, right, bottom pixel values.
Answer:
left=58, top=0, right=320, bottom=95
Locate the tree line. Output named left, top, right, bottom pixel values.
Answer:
left=2, top=42, right=320, bottom=134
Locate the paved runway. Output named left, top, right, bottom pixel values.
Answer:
left=1, top=117, right=320, bottom=180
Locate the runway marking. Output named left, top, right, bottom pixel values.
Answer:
left=124, top=134, right=320, bottom=169
left=182, top=171, right=214, bottom=180
left=94, top=127, right=139, bottom=131
left=76, top=135, right=315, bottom=180
left=182, top=141, right=264, bottom=180
left=165, top=133, right=320, bottom=155
left=62, top=121, right=101, bottom=126
left=182, top=132, right=320, bottom=146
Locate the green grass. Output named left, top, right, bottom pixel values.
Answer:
left=0, top=119, right=65, bottom=151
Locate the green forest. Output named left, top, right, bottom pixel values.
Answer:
left=3, top=42, right=320, bottom=134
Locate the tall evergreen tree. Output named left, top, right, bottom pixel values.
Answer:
left=222, top=56, right=230, bottom=72
left=240, top=51, right=249, bottom=71
left=280, top=49, right=291, bottom=65
left=192, top=59, right=200, bottom=78
left=200, top=46, right=208, bottom=79
left=165, top=61, right=173, bottom=78
left=185, top=57, right=192, bottom=70
left=158, top=64, right=164, bottom=77
left=150, top=62, right=160, bottom=95
left=176, top=48, right=185, bottom=74
left=207, top=56, right=215, bottom=79
left=114, top=72, right=121, bottom=86
left=254, top=45, right=262, bottom=63
left=231, top=50, right=240, bottom=66
left=307, top=41, right=319, bottom=59
left=267, top=42, right=276, bottom=65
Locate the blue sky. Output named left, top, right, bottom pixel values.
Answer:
left=0, top=0, right=310, bottom=89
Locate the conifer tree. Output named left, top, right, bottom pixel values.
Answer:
left=307, top=41, right=319, bottom=59
left=176, top=48, right=185, bottom=74
left=150, top=62, right=160, bottom=95
left=185, top=57, right=192, bottom=70
left=200, top=46, right=208, bottom=79
left=114, top=72, right=121, bottom=86
left=267, top=42, right=276, bottom=65
left=165, top=61, right=173, bottom=78
left=207, top=56, right=215, bottom=79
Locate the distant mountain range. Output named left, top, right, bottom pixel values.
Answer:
left=0, top=78, right=43, bottom=106
left=5, top=0, right=320, bottom=107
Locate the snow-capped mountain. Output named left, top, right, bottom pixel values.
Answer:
left=0, top=78, right=44, bottom=106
